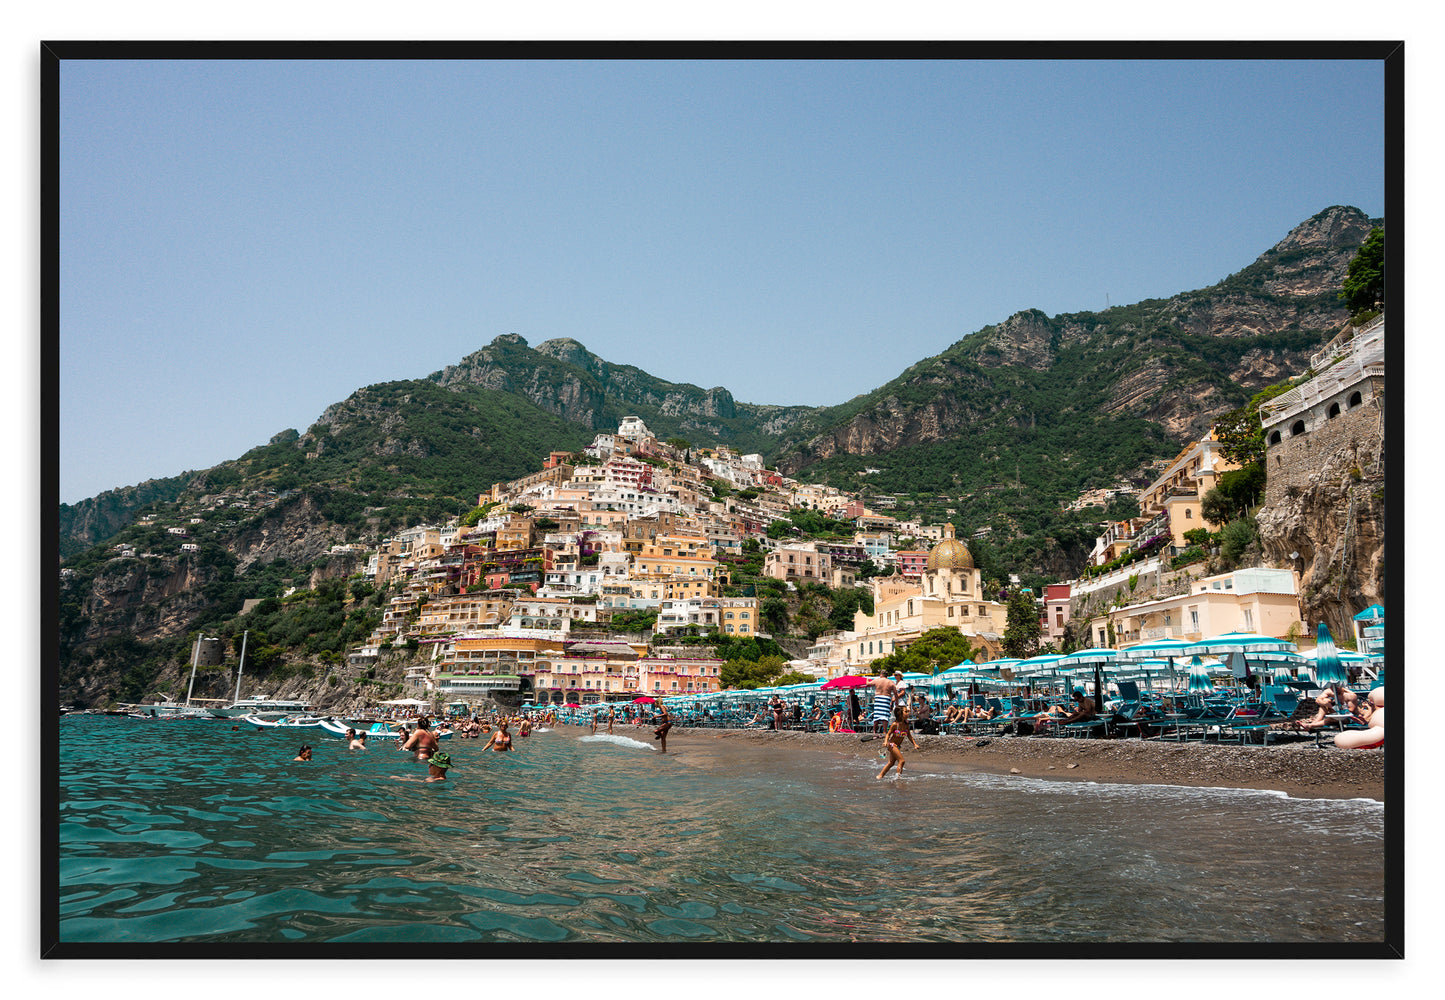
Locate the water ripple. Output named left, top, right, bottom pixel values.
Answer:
left=57, top=716, right=1386, bottom=944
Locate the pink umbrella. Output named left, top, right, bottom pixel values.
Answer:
left=820, top=675, right=870, bottom=690
left=632, top=696, right=657, bottom=704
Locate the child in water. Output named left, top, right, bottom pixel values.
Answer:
left=293, top=745, right=313, bottom=762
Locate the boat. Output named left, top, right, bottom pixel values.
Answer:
left=127, top=701, right=211, bottom=719
left=207, top=695, right=314, bottom=719
left=205, top=631, right=311, bottom=719
left=316, top=718, right=354, bottom=737
left=241, top=714, right=283, bottom=728
left=243, top=713, right=328, bottom=729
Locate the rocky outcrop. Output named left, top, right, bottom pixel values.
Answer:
left=229, top=494, right=346, bottom=575
left=1256, top=425, right=1386, bottom=640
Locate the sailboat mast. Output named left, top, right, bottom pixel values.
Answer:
left=232, top=630, right=250, bottom=704
left=184, top=634, right=202, bottom=706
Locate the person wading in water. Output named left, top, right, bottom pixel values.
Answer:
left=876, top=705, right=919, bottom=780
left=653, top=701, right=673, bottom=753
left=401, top=717, right=440, bottom=761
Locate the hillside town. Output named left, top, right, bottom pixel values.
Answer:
left=78, top=316, right=1385, bottom=714
left=217, top=315, right=1376, bottom=710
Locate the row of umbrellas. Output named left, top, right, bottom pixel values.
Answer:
left=815, top=624, right=1373, bottom=700
left=540, top=624, right=1373, bottom=716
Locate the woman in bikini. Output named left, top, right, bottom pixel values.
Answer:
left=877, top=705, right=920, bottom=780
left=487, top=722, right=514, bottom=752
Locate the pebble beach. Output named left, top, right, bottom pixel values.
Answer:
left=631, top=727, right=1386, bottom=801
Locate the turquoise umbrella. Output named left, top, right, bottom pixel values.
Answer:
left=1311, top=622, right=1349, bottom=689
left=1185, top=656, right=1215, bottom=694
left=1058, top=648, right=1119, bottom=705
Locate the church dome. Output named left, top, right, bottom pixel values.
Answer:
left=927, top=523, right=974, bottom=571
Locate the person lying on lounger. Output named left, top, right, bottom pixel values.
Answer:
left=1272, top=690, right=1335, bottom=732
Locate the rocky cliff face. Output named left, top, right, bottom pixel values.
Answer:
left=1256, top=421, right=1386, bottom=640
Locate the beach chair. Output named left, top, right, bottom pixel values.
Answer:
left=1109, top=682, right=1147, bottom=738
left=1063, top=711, right=1110, bottom=738
left=965, top=698, right=1009, bottom=735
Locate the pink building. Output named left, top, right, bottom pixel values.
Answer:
left=1042, top=583, right=1071, bottom=645
left=895, top=550, right=929, bottom=578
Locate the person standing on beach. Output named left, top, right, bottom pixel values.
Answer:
left=876, top=705, right=919, bottom=780
left=402, top=717, right=440, bottom=761
left=867, top=672, right=903, bottom=734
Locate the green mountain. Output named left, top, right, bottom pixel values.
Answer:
left=55, top=205, right=1380, bottom=707
left=771, top=206, right=1376, bottom=502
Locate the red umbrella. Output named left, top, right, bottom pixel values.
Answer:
left=820, top=675, right=870, bottom=690
left=632, top=696, right=657, bottom=704
left=564, top=703, right=582, bottom=708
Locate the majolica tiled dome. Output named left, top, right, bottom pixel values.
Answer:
left=926, top=523, right=974, bottom=571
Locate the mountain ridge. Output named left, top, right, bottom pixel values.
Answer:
left=59, top=205, right=1378, bottom=562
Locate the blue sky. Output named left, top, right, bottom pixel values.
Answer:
left=57, top=56, right=1386, bottom=504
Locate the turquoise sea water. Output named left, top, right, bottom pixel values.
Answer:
left=55, top=715, right=1387, bottom=949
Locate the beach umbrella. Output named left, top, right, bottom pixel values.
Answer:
left=1185, top=656, right=1215, bottom=695
left=1182, top=631, right=1295, bottom=657
left=1310, top=622, right=1349, bottom=690
left=632, top=696, right=657, bottom=705
left=820, top=674, right=870, bottom=690
left=1121, top=639, right=1192, bottom=659
left=1015, top=654, right=1065, bottom=694
left=1057, top=648, right=1119, bottom=706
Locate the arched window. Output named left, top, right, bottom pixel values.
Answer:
left=1268, top=430, right=1282, bottom=445
left=1349, top=391, right=1363, bottom=408
left=1184, top=508, right=1192, bottom=519
left=1291, top=420, right=1306, bottom=436
left=1328, top=402, right=1341, bottom=418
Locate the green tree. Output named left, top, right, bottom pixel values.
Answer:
left=1001, top=590, right=1042, bottom=659
left=827, top=587, right=874, bottom=632
left=720, top=654, right=788, bottom=689
left=1218, top=517, right=1259, bottom=565
left=760, top=597, right=789, bottom=634
left=1201, top=463, right=1266, bottom=526
left=1339, top=226, right=1384, bottom=319
left=872, top=626, right=979, bottom=675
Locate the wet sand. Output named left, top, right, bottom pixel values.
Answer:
left=563, top=724, right=1385, bottom=801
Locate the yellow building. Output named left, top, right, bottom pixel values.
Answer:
left=846, top=524, right=1007, bottom=668
left=1092, top=567, right=1304, bottom=649
left=1137, top=430, right=1242, bottom=548
left=632, top=534, right=718, bottom=583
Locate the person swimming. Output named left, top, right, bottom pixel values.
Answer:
left=293, top=745, right=313, bottom=762
left=425, top=751, right=452, bottom=782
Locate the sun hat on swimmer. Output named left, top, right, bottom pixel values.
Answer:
left=429, top=752, right=452, bottom=770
